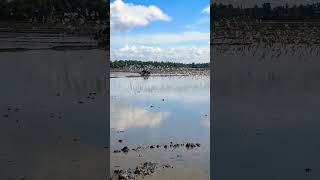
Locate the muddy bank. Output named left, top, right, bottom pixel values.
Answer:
left=0, top=21, right=103, bottom=35
left=0, top=32, right=106, bottom=51
left=0, top=20, right=109, bottom=51
left=111, top=161, right=173, bottom=180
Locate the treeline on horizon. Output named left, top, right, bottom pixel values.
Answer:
left=0, top=0, right=108, bottom=22
left=110, top=60, right=210, bottom=69
left=211, top=2, right=320, bottom=21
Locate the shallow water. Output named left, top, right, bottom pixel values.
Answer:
left=110, top=72, right=210, bottom=179
left=0, top=46, right=108, bottom=180
left=212, top=44, right=320, bottom=179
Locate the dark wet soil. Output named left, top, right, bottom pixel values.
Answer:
left=111, top=161, right=173, bottom=180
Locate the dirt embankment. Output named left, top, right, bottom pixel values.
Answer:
left=0, top=21, right=109, bottom=51
left=0, top=20, right=104, bottom=35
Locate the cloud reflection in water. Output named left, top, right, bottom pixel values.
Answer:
left=111, top=102, right=169, bottom=130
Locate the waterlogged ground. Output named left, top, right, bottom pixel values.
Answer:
left=212, top=21, right=320, bottom=180
left=0, top=33, right=108, bottom=180
left=110, top=72, right=210, bottom=180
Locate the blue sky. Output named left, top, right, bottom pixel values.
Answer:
left=110, top=0, right=210, bottom=63
left=116, top=0, right=209, bottom=34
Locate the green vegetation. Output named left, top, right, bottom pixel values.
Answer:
left=0, top=0, right=108, bottom=22
left=110, top=60, right=210, bottom=69
left=212, top=2, right=320, bottom=21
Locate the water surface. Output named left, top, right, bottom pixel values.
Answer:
left=0, top=33, right=108, bottom=180
left=110, top=73, right=210, bottom=180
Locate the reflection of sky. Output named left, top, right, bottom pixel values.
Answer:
left=0, top=49, right=108, bottom=180
left=111, top=101, right=169, bottom=130
left=110, top=74, right=210, bottom=177
left=111, top=75, right=209, bottom=103
left=111, top=74, right=210, bottom=146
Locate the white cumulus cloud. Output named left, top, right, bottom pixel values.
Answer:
left=119, top=44, right=162, bottom=53
left=110, top=0, right=171, bottom=31
left=202, top=5, right=210, bottom=14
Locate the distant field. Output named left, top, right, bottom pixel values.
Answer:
left=0, top=21, right=103, bottom=35
left=212, top=20, right=320, bottom=93
left=212, top=21, right=320, bottom=47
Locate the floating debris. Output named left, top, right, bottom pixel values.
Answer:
left=121, top=146, right=129, bottom=153
left=162, top=163, right=173, bottom=168
left=112, top=142, right=201, bottom=155
left=89, top=92, right=97, bottom=96
left=87, top=92, right=97, bottom=100
left=186, top=143, right=198, bottom=148
left=172, top=144, right=179, bottom=148
left=305, top=168, right=312, bottom=173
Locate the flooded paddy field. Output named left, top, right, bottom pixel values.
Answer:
left=212, top=21, right=320, bottom=180
left=110, top=72, right=210, bottom=180
left=0, top=32, right=108, bottom=180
